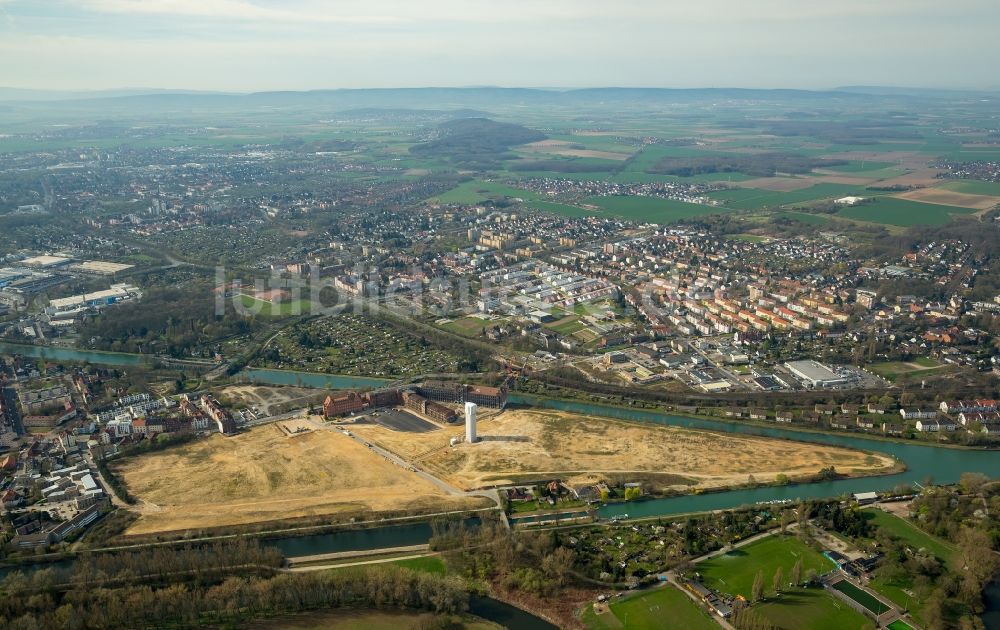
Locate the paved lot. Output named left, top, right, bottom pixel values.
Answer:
left=372, top=409, right=437, bottom=433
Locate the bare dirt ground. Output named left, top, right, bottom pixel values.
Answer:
left=218, top=385, right=321, bottom=416
left=893, top=187, right=1000, bottom=210
left=115, top=424, right=482, bottom=535
left=519, top=139, right=632, bottom=161
left=351, top=409, right=897, bottom=491
left=819, top=150, right=944, bottom=187
left=736, top=174, right=873, bottom=192
left=737, top=177, right=817, bottom=192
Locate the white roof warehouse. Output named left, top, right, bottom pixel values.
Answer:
left=784, top=360, right=849, bottom=388
left=46, top=283, right=141, bottom=314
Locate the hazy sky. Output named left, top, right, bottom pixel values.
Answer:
left=1, top=0, right=999, bottom=92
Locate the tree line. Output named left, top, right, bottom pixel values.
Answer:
left=0, top=559, right=467, bottom=629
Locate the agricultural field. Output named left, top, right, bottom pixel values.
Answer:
left=939, top=179, right=1000, bottom=196
left=836, top=196, right=977, bottom=226
left=707, top=183, right=863, bottom=210
left=515, top=138, right=634, bottom=161
left=429, top=180, right=546, bottom=205
left=584, top=585, right=718, bottom=630
left=350, top=409, right=897, bottom=491
left=583, top=195, right=733, bottom=223
left=893, top=187, right=1000, bottom=211
left=114, top=423, right=485, bottom=535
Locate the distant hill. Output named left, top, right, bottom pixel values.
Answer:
left=0, top=86, right=235, bottom=102
left=3, top=86, right=990, bottom=120
left=335, top=107, right=490, bottom=120
left=409, top=117, right=546, bottom=169
left=0, top=86, right=874, bottom=114
left=834, top=85, right=1000, bottom=98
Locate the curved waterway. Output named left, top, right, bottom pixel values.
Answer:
left=510, top=395, right=1000, bottom=519
left=239, top=367, right=389, bottom=390
left=0, top=341, right=149, bottom=366
left=0, top=342, right=390, bottom=390
left=3, top=340, right=997, bottom=518
left=2, top=344, right=998, bottom=626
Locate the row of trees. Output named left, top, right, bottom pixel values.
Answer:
left=1, top=540, right=284, bottom=596
left=0, top=565, right=468, bottom=630
left=79, top=280, right=261, bottom=358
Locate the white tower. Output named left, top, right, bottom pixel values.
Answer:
left=465, top=402, right=478, bottom=443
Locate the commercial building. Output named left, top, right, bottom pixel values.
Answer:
left=784, top=360, right=849, bottom=388
left=70, top=261, right=135, bottom=275
left=46, top=283, right=141, bottom=315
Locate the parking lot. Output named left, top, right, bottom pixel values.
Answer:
left=370, top=409, right=438, bottom=433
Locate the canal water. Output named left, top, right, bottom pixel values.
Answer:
left=469, top=595, right=558, bottom=630
left=268, top=518, right=480, bottom=557
left=0, top=341, right=148, bottom=366
left=240, top=367, right=388, bottom=390
left=3, top=342, right=1000, bottom=625
left=0, top=342, right=390, bottom=390
left=506, top=395, right=1000, bottom=519
left=984, top=574, right=1000, bottom=630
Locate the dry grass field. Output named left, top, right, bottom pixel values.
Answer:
left=114, top=425, right=483, bottom=535
left=518, top=139, right=632, bottom=160
left=893, top=187, right=1000, bottom=210
left=351, top=409, right=897, bottom=491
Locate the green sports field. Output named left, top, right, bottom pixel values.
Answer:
left=832, top=580, right=892, bottom=615
left=584, top=585, right=718, bottom=630
left=698, top=535, right=835, bottom=599
left=753, top=588, right=873, bottom=630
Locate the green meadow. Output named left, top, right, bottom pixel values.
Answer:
left=939, top=179, right=1000, bottom=196
left=584, top=195, right=735, bottom=223
left=836, top=197, right=976, bottom=226
left=707, top=183, right=863, bottom=210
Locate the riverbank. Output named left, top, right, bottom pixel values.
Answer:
left=352, top=407, right=899, bottom=494
left=3, top=338, right=995, bottom=452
